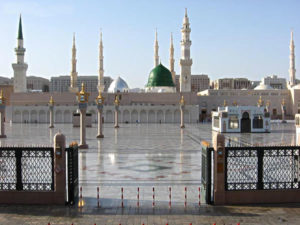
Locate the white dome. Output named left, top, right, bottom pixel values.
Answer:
left=108, top=76, right=129, bottom=93
left=254, top=83, right=274, bottom=90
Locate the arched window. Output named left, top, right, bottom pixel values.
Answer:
left=229, top=115, right=239, bottom=129
left=253, top=115, right=263, bottom=129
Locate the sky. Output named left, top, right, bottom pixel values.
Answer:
left=0, top=0, right=299, bottom=88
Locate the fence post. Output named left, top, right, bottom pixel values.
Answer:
left=212, top=133, right=226, bottom=205
left=53, top=131, right=66, bottom=203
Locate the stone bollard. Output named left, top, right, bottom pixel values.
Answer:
left=212, top=132, right=226, bottom=205
left=53, top=131, right=66, bottom=203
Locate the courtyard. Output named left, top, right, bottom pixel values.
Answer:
left=0, top=122, right=300, bottom=224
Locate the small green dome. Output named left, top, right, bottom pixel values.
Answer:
left=146, top=64, right=175, bottom=87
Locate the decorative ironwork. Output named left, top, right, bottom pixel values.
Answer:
left=0, top=150, right=16, bottom=190
left=0, top=147, right=54, bottom=191
left=225, top=146, right=300, bottom=191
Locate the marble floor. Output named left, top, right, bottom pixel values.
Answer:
left=0, top=121, right=298, bottom=208
left=1, top=122, right=300, bottom=224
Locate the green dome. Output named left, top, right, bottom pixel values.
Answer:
left=146, top=64, right=175, bottom=87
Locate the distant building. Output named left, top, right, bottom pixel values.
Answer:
left=27, top=76, right=50, bottom=92
left=212, top=106, right=271, bottom=133
left=0, top=76, right=13, bottom=85
left=175, top=74, right=210, bottom=93
left=50, top=75, right=113, bottom=93
left=261, top=75, right=287, bottom=89
left=213, top=78, right=251, bottom=90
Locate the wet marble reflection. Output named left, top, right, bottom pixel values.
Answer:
left=1, top=122, right=297, bottom=186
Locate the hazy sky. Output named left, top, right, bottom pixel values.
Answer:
left=0, top=0, right=299, bottom=88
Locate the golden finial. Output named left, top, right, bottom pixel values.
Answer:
left=180, top=95, right=185, bottom=105
left=77, top=82, right=90, bottom=103
left=223, top=99, right=227, bottom=107
left=49, top=96, right=54, bottom=105
left=281, top=98, right=285, bottom=106
left=96, top=89, right=104, bottom=104
left=80, top=83, right=85, bottom=95
left=257, top=95, right=263, bottom=107
left=114, top=95, right=120, bottom=106
left=233, top=101, right=237, bottom=106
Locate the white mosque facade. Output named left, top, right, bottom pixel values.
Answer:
left=4, top=11, right=300, bottom=125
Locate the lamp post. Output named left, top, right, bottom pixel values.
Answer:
left=96, top=90, right=104, bottom=138
left=76, top=83, right=90, bottom=149
left=0, top=90, right=6, bottom=138
left=281, top=98, right=287, bottom=123
left=49, top=96, right=54, bottom=128
left=180, top=95, right=185, bottom=128
left=257, top=96, right=263, bottom=107
left=114, top=95, right=120, bottom=128
left=266, top=100, right=270, bottom=113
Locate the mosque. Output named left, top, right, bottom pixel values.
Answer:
left=3, top=10, right=300, bottom=124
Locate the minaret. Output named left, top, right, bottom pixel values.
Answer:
left=179, top=8, right=192, bottom=92
left=98, top=30, right=105, bottom=92
left=289, top=31, right=296, bottom=86
left=154, top=29, right=159, bottom=67
left=69, top=33, right=78, bottom=92
left=169, top=33, right=176, bottom=85
left=12, top=15, right=28, bottom=93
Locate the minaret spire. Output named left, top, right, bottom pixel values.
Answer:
left=18, top=14, right=23, bottom=40
left=98, top=29, right=105, bottom=92
left=154, top=29, right=159, bottom=67
left=289, top=30, right=296, bottom=86
left=69, top=33, right=78, bottom=92
left=169, top=32, right=176, bottom=85
left=179, top=8, right=192, bottom=92
left=12, top=15, right=28, bottom=93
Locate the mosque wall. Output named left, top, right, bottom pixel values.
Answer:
left=7, top=105, right=198, bottom=124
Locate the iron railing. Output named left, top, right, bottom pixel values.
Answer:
left=225, top=146, right=300, bottom=190
left=0, top=147, right=54, bottom=191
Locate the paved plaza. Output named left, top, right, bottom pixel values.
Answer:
left=0, top=122, right=300, bottom=224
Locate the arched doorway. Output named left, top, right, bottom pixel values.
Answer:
left=123, top=110, right=130, bottom=123
left=241, top=112, right=251, bottom=133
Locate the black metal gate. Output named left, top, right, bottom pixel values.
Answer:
left=66, top=144, right=79, bottom=205
left=201, top=141, right=214, bottom=204
left=0, top=147, right=54, bottom=191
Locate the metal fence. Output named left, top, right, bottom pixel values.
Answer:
left=0, top=147, right=54, bottom=191
left=225, top=146, right=300, bottom=190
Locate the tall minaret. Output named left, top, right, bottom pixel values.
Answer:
left=179, top=8, right=192, bottom=92
left=69, top=33, right=78, bottom=92
left=98, top=31, right=105, bottom=92
left=154, top=29, right=159, bottom=67
left=289, top=30, right=296, bottom=86
left=169, top=33, right=176, bottom=85
left=12, top=15, right=28, bottom=93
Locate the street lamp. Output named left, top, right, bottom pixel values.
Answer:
left=76, top=83, right=90, bottom=149
left=96, top=90, right=104, bottom=138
